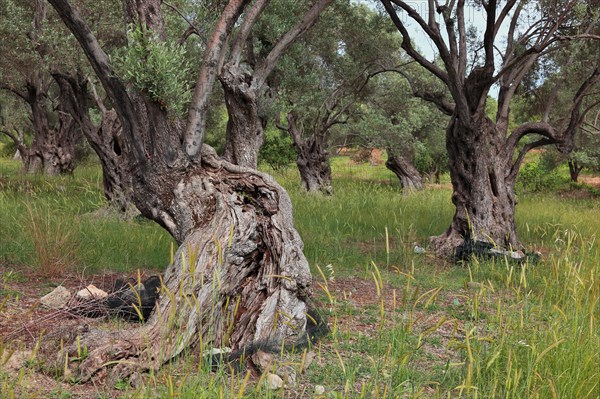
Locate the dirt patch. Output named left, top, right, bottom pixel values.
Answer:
left=578, top=175, right=600, bottom=189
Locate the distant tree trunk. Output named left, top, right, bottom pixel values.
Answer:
left=296, top=137, right=332, bottom=194
left=26, top=77, right=79, bottom=175
left=53, top=72, right=134, bottom=210
left=385, top=148, right=422, bottom=192
left=283, top=112, right=332, bottom=194
left=568, top=159, right=583, bottom=183
left=220, top=64, right=265, bottom=169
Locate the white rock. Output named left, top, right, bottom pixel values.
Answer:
left=413, top=245, right=426, bottom=254
left=202, top=347, right=232, bottom=356
left=40, top=286, right=71, bottom=309
left=314, top=385, right=326, bottom=395
left=253, top=350, right=274, bottom=370
left=76, top=284, right=108, bottom=300
left=265, top=373, right=284, bottom=390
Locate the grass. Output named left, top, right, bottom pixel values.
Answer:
left=0, top=159, right=173, bottom=274
left=0, top=156, right=599, bottom=398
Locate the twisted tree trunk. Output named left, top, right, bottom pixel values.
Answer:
left=53, top=72, right=134, bottom=210
left=295, top=138, right=332, bottom=195
left=220, top=64, right=265, bottom=169
left=430, top=113, right=519, bottom=256
left=568, top=159, right=583, bottom=183
left=75, top=146, right=311, bottom=380
left=26, top=77, right=79, bottom=175
left=48, top=0, right=324, bottom=381
left=385, top=148, right=422, bottom=193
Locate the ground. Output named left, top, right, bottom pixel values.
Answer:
left=0, top=262, right=498, bottom=398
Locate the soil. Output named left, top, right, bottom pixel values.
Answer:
left=0, top=263, right=468, bottom=398
left=0, top=264, right=159, bottom=398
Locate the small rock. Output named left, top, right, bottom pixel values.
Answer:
left=265, top=373, right=284, bottom=390
left=301, top=350, right=316, bottom=373
left=413, top=244, right=426, bottom=254
left=202, top=347, right=232, bottom=356
left=314, top=384, right=326, bottom=395
left=253, top=350, right=274, bottom=370
left=40, top=286, right=71, bottom=309
left=76, top=284, right=108, bottom=300
left=466, top=281, right=483, bottom=290
left=2, top=350, right=32, bottom=372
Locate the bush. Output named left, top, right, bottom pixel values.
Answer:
left=517, top=158, right=569, bottom=192
left=259, top=129, right=296, bottom=170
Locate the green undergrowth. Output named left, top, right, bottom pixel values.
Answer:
left=0, top=160, right=172, bottom=274
left=0, top=157, right=599, bottom=398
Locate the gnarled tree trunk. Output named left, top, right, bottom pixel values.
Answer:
left=25, top=75, right=79, bottom=175
left=283, top=113, right=332, bottom=194
left=75, top=146, right=311, bottom=381
left=53, top=72, right=134, bottom=211
left=430, top=114, right=519, bottom=256
left=48, top=0, right=330, bottom=382
left=385, top=148, right=422, bottom=193
left=220, top=64, right=265, bottom=169
left=295, top=138, right=332, bottom=195
left=568, top=159, right=583, bottom=183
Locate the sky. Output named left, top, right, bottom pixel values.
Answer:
left=355, top=0, right=516, bottom=97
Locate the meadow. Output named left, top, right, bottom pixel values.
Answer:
left=0, top=156, right=598, bottom=398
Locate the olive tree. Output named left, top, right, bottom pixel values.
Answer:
left=379, top=0, right=600, bottom=255
left=47, top=0, right=332, bottom=380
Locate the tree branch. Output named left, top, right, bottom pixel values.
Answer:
left=253, top=0, right=334, bottom=88
left=507, top=138, right=554, bottom=181
left=229, top=0, right=269, bottom=67
left=184, top=0, right=250, bottom=159
left=46, top=0, right=145, bottom=162
left=0, top=83, right=29, bottom=102
left=380, top=0, right=450, bottom=85
left=163, top=1, right=205, bottom=44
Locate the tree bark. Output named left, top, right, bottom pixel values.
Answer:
left=73, top=146, right=312, bottom=381
left=48, top=0, right=318, bottom=381
left=25, top=76, right=79, bottom=175
left=568, top=159, right=583, bottom=183
left=53, top=72, right=134, bottom=210
left=385, top=148, right=422, bottom=193
left=295, top=137, right=332, bottom=195
left=220, top=63, right=265, bottom=169
left=430, top=113, right=519, bottom=256
left=283, top=113, right=332, bottom=194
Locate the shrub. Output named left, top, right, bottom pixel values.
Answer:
left=259, top=129, right=297, bottom=170
left=112, top=25, right=192, bottom=117
left=517, top=158, right=568, bottom=192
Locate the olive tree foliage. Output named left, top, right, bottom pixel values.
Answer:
left=514, top=14, right=600, bottom=183
left=274, top=2, right=403, bottom=194
left=378, top=0, right=600, bottom=256
left=345, top=70, right=448, bottom=191
left=46, top=0, right=333, bottom=381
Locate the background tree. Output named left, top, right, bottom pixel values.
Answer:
left=275, top=3, right=401, bottom=194
left=47, top=0, right=332, bottom=381
left=0, top=0, right=84, bottom=174
left=351, top=70, right=448, bottom=191
left=379, top=0, right=600, bottom=255
left=210, top=0, right=335, bottom=168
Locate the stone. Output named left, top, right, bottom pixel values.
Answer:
left=265, top=373, right=284, bottom=390
left=314, top=385, right=326, bottom=395
left=76, top=284, right=108, bottom=300
left=253, top=350, right=274, bottom=370
left=40, top=286, right=71, bottom=309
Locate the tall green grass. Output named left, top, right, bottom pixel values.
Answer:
left=0, top=159, right=173, bottom=274
left=0, top=157, right=598, bottom=398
